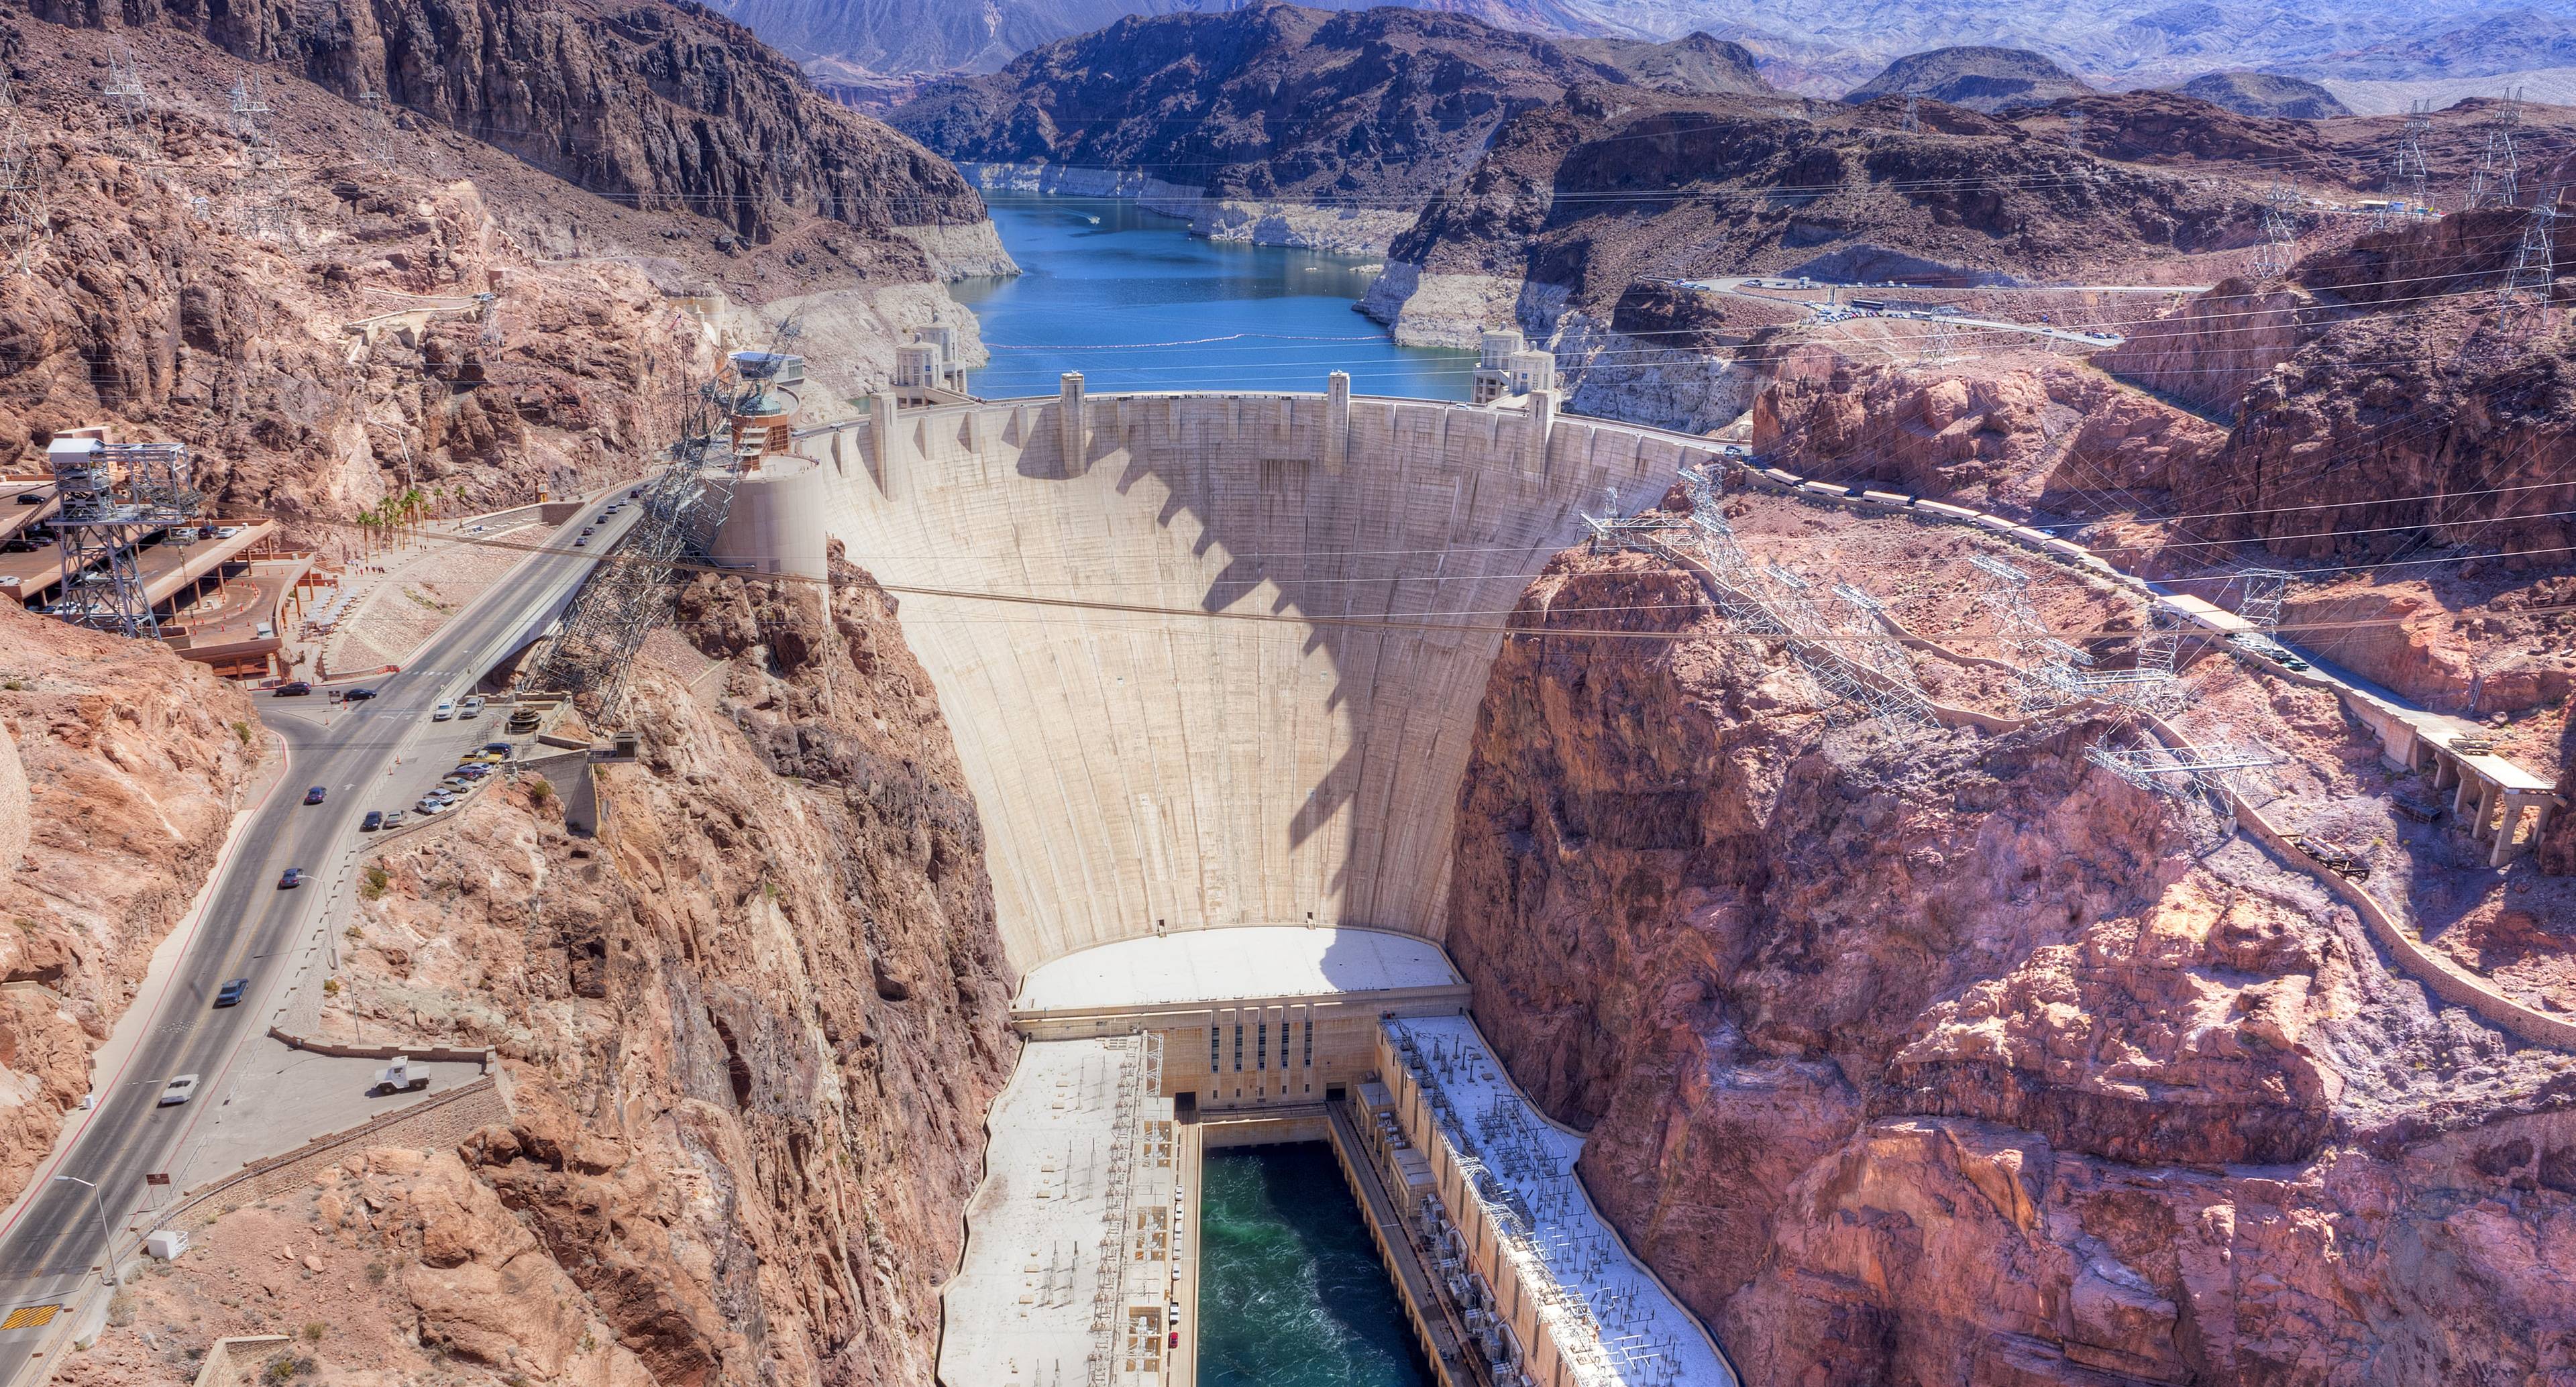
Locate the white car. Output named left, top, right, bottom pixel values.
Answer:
left=459, top=696, right=484, bottom=719
left=433, top=701, right=455, bottom=721
left=157, top=1074, right=201, bottom=1107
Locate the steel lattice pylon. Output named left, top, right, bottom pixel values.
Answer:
left=2251, top=181, right=2301, bottom=280
left=48, top=440, right=162, bottom=638
left=521, top=430, right=733, bottom=728
left=2377, top=101, right=2433, bottom=226
left=2469, top=89, right=2524, bottom=212
left=2499, top=184, right=2561, bottom=337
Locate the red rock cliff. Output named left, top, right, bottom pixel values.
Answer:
left=1446, top=533, right=2576, bottom=1386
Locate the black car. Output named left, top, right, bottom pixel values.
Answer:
left=482, top=742, right=513, bottom=756
left=275, top=680, right=313, bottom=696
left=304, top=785, right=327, bottom=805
left=277, top=867, right=306, bottom=889
left=574, top=535, right=589, bottom=547
left=343, top=687, right=378, bottom=701
left=360, top=810, right=384, bottom=831
left=213, top=977, right=248, bottom=1008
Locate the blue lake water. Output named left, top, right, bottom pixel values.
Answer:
left=949, top=196, right=1475, bottom=400
left=1197, top=1143, right=1434, bottom=1387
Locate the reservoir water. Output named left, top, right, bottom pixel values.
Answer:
left=951, top=196, right=1476, bottom=400
left=1197, top=1144, right=1434, bottom=1387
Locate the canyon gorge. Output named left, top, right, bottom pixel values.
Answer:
left=0, top=2, right=2572, bottom=1386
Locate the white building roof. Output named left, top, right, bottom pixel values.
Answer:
left=1015, top=926, right=1463, bottom=1013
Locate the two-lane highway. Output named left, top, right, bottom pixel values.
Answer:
left=0, top=486, right=644, bottom=1384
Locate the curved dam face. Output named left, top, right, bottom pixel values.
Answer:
left=715, top=378, right=1723, bottom=971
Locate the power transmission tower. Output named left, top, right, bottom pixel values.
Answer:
left=2468, top=88, right=2524, bottom=211
left=2064, top=109, right=2086, bottom=155
left=356, top=87, right=396, bottom=164
left=0, top=80, right=48, bottom=278
left=1901, top=91, right=1920, bottom=133
left=227, top=75, right=288, bottom=241
left=2252, top=181, right=2300, bottom=280
left=2499, top=184, right=2560, bottom=337
left=101, top=42, right=155, bottom=163
left=2377, top=100, right=2432, bottom=227
left=1917, top=317, right=1957, bottom=365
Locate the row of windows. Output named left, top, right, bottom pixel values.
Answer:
left=1213, top=1019, right=1318, bottom=1072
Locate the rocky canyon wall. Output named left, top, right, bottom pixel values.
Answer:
left=1446, top=524, right=2576, bottom=1386
left=73, top=555, right=1019, bottom=1387
left=0, top=603, right=259, bottom=1209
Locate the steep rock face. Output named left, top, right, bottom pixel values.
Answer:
left=292, top=559, right=1018, bottom=1387
left=890, top=3, right=1768, bottom=221
left=0, top=604, right=257, bottom=1207
left=1447, top=536, right=2576, bottom=1387
left=2194, top=300, right=2576, bottom=565
left=1362, top=85, right=2273, bottom=349
left=1752, top=345, right=2226, bottom=513
left=29, top=0, right=989, bottom=243
left=2096, top=278, right=2306, bottom=416
left=0, top=107, right=697, bottom=522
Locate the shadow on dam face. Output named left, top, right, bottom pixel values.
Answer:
left=714, top=386, right=1726, bottom=972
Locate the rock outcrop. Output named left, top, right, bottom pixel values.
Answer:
left=1843, top=45, right=2094, bottom=112
left=0, top=603, right=258, bottom=1206
left=890, top=3, right=1769, bottom=253
left=1754, top=345, right=2228, bottom=513
left=97, top=555, right=1020, bottom=1387
left=2174, top=71, right=2353, bottom=121
left=1446, top=525, right=2576, bottom=1386
left=25, top=0, right=991, bottom=245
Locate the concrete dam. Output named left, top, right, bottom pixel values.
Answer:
left=710, top=371, right=1735, bottom=1387
left=715, top=374, right=1725, bottom=970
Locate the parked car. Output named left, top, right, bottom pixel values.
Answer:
left=415, top=797, right=445, bottom=814
left=213, top=978, right=248, bottom=1008
left=380, top=810, right=405, bottom=830
left=277, top=867, right=306, bottom=889
left=433, top=700, right=455, bottom=720
left=214, top=526, right=242, bottom=539
left=343, top=687, right=378, bottom=701
left=460, top=696, right=484, bottom=718
left=482, top=742, right=513, bottom=756
left=156, top=1074, right=201, bottom=1107
left=360, top=810, right=384, bottom=831
left=303, top=785, right=327, bottom=805
left=274, top=680, right=313, bottom=696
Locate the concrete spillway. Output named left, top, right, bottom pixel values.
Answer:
left=715, top=377, right=1723, bottom=970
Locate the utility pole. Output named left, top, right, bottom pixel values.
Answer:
left=2468, top=88, right=2523, bottom=212
left=1901, top=90, right=1920, bottom=134
left=53, top=1175, right=117, bottom=1288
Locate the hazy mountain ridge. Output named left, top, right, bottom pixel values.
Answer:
left=727, top=0, right=2576, bottom=94
left=890, top=4, right=1770, bottom=205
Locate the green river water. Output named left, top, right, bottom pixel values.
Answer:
left=1196, top=1144, right=1434, bottom=1387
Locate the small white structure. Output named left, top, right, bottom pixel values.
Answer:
left=892, top=323, right=970, bottom=400
left=144, top=1228, right=189, bottom=1260
left=1472, top=328, right=1556, bottom=403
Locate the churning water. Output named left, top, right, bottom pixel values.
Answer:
left=1197, top=1144, right=1434, bottom=1387
left=951, top=196, right=1476, bottom=400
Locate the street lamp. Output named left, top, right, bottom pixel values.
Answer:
left=53, top=1175, right=117, bottom=1287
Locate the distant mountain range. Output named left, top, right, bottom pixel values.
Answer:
left=715, top=0, right=2576, bottom=98
left=890, top=5, right=1771, bottom=205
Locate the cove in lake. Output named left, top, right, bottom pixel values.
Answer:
left=951, top=196, right=1475, bottom=400
left=1197, top=1144, right=1434, bottom=1387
